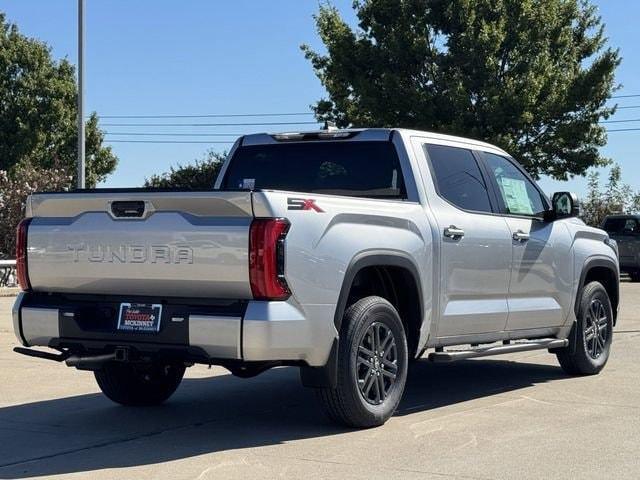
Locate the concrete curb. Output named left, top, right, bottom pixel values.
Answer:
left=0, top=288, right=19, bottom=297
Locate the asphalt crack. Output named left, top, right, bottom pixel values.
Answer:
left=252, top=452, right=499, bottom=480
left=0, top=401, right=301, bottom=470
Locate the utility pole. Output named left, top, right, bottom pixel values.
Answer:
left=77, top=0, right=86, bottom=189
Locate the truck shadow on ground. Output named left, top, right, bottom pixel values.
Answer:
left=0, top=357, right=569, bottom=478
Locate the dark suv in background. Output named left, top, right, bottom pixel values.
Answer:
left=602, top=215, right=640, bottom=281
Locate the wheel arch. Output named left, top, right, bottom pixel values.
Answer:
left=334, top=250, right=423, bottom=333
left=577, top=256, right=620, bottom=325
left=301, top=250, right=424, bottom=389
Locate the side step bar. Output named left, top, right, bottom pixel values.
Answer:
left=14, top=346, right=130, bottom=370
left=14, top=346, right=70, bottom=362
left=428, top=338, right=569, bottom=363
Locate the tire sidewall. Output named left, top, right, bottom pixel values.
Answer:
left=575, top=282, right=613, bottom=372
left=341, top=297, right=408, bottom=424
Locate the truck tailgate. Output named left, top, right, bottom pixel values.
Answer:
left=25, top=191, right=253, bottom=298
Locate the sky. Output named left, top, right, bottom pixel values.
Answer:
left=0, top=0, right=638, bottom=196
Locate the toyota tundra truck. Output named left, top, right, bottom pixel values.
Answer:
left=12, top=128, right=619, bottom=428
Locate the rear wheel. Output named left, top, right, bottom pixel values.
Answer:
left=95, top=362, right=185, bottom=406
left=315, top=296, right=408, bottom=428
left=556, top=281, right=613, bottom=375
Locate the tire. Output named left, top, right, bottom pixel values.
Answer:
left=95, top=362, right=185, bottom=406
left=556, top=281, right=613, bottom=375
left=315, top=296, right=408, bottom=428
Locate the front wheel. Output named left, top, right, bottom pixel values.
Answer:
left=95, top=362, right=185, bottom=406
left=315, top=296, right=408, bottom=428
left=556, top=281, right=613, bottom=375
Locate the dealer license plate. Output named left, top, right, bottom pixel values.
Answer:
left=117, top=303, right=162, bottom=333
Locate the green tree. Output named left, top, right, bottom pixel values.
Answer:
left=302, top=0, right=620, bottom=179
left=580, top=164, right=640, bottom=227
left=144, top=150, right=227, bottom=189
left=0, top=13, right=117, bottom=186
left=0, top=161, right=72, bottom=258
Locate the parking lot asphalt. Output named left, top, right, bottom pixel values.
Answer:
left=0, top=284, right=638, bottom=480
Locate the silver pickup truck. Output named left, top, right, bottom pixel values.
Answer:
left=12, top=128, right=619, bottom=427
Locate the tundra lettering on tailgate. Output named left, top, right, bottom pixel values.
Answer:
left=67, top=244, right=194, bottom=264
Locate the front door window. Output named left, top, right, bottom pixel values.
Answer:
left=483, top=153, right=546, bottom=216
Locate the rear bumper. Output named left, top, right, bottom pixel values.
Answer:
left=12, top=292, right=336, bottom=367
left=619, top=255, right=640, bottom=271
left=619, top=264, right=640, bottom=273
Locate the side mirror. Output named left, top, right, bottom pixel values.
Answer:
left=545, top=192, right=579, bottom=221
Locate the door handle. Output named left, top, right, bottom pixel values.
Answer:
left=444, top=225, right=465, bottom=239
left=512, top=230, right=530, bottom=242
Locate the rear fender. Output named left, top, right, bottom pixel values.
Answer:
left=301, top=251, right=424, bottom=388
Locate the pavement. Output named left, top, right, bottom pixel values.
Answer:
left=0, top=288, right=19, bottom=298
left=0, top=285, right=638, bottom=480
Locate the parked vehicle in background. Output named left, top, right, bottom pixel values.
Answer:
left=602, top=214, right=640, bottom=281
left=11, top=128, right=620, bottom=428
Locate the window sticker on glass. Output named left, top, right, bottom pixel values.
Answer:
left=241, top=178, right=256, bottom=190
left=499, top=177, right=533, bottom=215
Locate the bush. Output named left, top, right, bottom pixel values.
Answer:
left=144, top=151, right=226, bottom=190
left=0, top=162, right=72, bottom=258
left=580, top=164, right=640, bottom=227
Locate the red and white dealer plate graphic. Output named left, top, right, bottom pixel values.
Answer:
left=117, top=303, right=162, bottom=333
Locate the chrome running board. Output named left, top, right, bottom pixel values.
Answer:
left=428, top=338, right=569, bottom=363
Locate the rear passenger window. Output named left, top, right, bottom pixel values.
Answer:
left=425, top=144, right=493, bottom=213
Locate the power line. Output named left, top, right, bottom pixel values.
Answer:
left=612, top=94, right=640, bottom=99
left=91, top=99, right=640, bottom=123
left=101, top=121, right=321, bottom=127
left=103, top=117, right=640, bottom=133
left=106, top=130, right=640, bottom=141
left=91, top=95, right=640, bottom=120
left=104, top=131, right=640, bottom=143
left=105, top=140, right=235, bottom=144
left=95, top=112, right=315, bottom=119
left=102, top=116, right=640, bottom=133
left=99, top=120, right=640, bottom=143
left=600, top=118, right=640, bottom=124
left=105, top=132, right=244, bottom=136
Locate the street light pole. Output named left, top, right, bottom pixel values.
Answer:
left=77, top=0, right=86, bottom=189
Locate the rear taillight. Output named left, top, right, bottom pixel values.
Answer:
left=249, top=218, right=290, bottom=300
left=16, top=218, right=32, bottom=291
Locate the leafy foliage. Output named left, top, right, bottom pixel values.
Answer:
left=0, top=163, right=72, bottom=258
left=580, top=164, right=640, bottom=227
left=0, top=13, right=117, bottom=186
left=144, top=150, right=227, bottom=189
left=0, top=13, right=118, bottom=258
left=302, top=0, right=620, bottom=179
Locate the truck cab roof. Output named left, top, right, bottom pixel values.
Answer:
left=240, top=128, right=510, bottom=156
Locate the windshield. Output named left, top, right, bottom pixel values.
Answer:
left=221, top=141, right=407, bottom=199
left=603, top=217, right=639, bottom=235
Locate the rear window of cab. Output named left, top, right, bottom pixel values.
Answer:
left=221, top=141, right=407, bottom=199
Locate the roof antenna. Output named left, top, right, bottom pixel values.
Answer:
left=322, top=120, right=338, bottom=131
